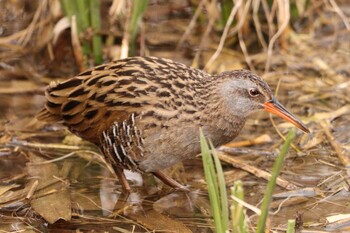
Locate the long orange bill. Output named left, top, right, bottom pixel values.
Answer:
left=264, top=97, right=309, bottom=133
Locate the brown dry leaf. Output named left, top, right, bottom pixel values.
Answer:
left=27, top=152, right=71, bottom=224
left=129, top=209, right=192, bottom=233
left=30, top=188, right=71, bottom=224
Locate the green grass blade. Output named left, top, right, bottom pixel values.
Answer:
left=60, top=0, right=77, bottom=18
left=231, top=181, right=247, bottom=233
left=129, top=0, right=148, bottom=55
left=210, top=141, right=229, bottom=231
left=200, top=130, right=219, bottom=201
left=76, top=0, right=92, bottom=56
left=76, top=0, right=90, bottom=31
left=256, top=128, right=296, bottom=233
left=200, top=129, right=223, bottom=233
left=286, top=219, right=296, bottom=233
left=89, top=0, right=103, bottom=64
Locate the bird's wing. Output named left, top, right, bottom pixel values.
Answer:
left=36, top=60, right=156, bottom=143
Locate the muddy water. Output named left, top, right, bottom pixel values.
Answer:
left=1, top=84, right=349, bottom=232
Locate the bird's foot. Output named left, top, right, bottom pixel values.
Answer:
left=152, top=170, right=191, bottom=192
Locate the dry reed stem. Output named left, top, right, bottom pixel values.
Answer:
left=272, top=187, right=319, bottom=198
left=18, top=0, right=48, bottom=46
left=71, top=16, right=84, bottom=72
left=224, top=157, right=265, bottom=184
left=265, top=0, right=290, bottom=73
left=218, top=152, right=299, bottom=190
left=221, top=147, right=274, bottom=157
left=108, top=0, right=126, bottom=56
left=268, top=0, right=277, bottom=38
left=238, top=29, right=256, bottom=72
left=192, top=0, right=218, bottom=68
left=28, top=151, right=79, bottom=165
left=25, top=180, right=39, bottom=200
left=259, top=0, right=272, bottom=40
left=270, top=196, right=308, bottom=210
left=223, top=134, right=272, bottom=147
left=276, top=0, right=290, bottom=50
left=192, top=28, right=213, bottom=67
left=0, top=17, right=52, bottom=46
left=11, top=140, right=82, bottom=150
left=109, top=0, right=127, bottom=22
left=228, top=0, right=253, bottom=37
left=253, top=0, right=268, bottom=50
left=177, top=0, right=206, bottom=49
left=231, top=194, right=261, bottom=215
left=120, top=1, right=132, bottom=59
left=204, top=0, right=243, bottom=70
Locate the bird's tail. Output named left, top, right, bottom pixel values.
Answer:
left=36, top=107, right=61, bottom=122
left=36, top=80, right=64, bottom=122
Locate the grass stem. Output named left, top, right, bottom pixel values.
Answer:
left=256, top=128, right=296, bottom=232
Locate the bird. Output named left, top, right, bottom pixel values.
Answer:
left=37, top=56, right=309, bottom=192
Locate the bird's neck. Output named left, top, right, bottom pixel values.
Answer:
left=198, top=80, right=246, bottom=146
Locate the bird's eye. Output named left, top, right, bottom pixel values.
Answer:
left=249, top=88, right=260, bottom=97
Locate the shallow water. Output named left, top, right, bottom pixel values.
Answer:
left=0, top=85, right=349, bottom=232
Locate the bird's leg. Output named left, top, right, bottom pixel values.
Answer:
left=115, top=166, right=131, bottom=193
left=112, top=167, right=141, bottom=214
left=152, top=171, right=190, bottom=192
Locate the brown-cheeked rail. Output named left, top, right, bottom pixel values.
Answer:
left=37, top=56, right=309, bottom=192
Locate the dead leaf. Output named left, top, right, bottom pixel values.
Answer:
left=27, top=152, right=71, bottom=224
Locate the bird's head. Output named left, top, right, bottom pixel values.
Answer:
left=217, top=70, right=309, bottom=133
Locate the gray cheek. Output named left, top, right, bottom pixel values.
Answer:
left=228, top=97, right=253, bottom=117
left=219, top=80, right=258, bottom=117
